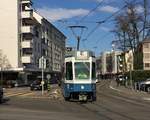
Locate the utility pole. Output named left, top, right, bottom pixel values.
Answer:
left=143, top=0, right=147, bottom=40
left=39, top=56, right=46, bottom=95
left=129, top=63, right=132, bottom=89
left=68, top=25, right=87, bottom=51
left=77, top=36, right=80, bottom=51
left=41, top=57, right=44, bottom=95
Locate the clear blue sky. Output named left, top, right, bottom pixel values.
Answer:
left=32, top=0, right=144, bottom=56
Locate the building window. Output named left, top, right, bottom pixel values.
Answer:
left=35, top=31, right=39, bottom=38
left=145, top=63, right=150, bottom=68
left=144, top=53, right=150, bottom=59
left=143, top=43, right=149, bottom=48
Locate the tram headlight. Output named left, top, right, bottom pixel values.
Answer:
left=81, top=85, right=84, bottom=90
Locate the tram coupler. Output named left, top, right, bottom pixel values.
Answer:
left=79, top=94, right=87, bottom=101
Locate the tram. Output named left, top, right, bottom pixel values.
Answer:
left=62, top=50, right=96, bottom=101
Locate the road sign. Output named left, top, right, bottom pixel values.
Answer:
left=39, top=56, right=46, bottom=69
left=46, top=74, right=51, bottom=80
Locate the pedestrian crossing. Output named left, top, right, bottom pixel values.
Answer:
left=3, top=87, right=62, bottom=99
left=4, top=91, right=34, bottom=97
left=4, top=89, right=51, bottom=99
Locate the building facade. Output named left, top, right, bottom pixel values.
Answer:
left=96, top=51, right=122, bottom=78
left=0, top=0, right=66, bottom=84
left=142, top=38, right=150, bottom=70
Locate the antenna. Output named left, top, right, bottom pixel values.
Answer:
left=68, top=25, right=87, bottom=50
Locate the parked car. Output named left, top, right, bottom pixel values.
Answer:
left=0, top=86, right=3, bottom=103
left=5, top=80, right=17, bottom=88
left=137, top=78, right=150, bottom=93
left=116, top=75, right=126, bottom=86
left=30, top=80, right=47, bottom=91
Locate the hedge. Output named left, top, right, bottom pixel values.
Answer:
left=126, top=70, right=150, bottom=83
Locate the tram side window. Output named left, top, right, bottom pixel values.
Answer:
left=92, top=62, right=96, bottom=79
left=66, top=62, right=73, bottom=80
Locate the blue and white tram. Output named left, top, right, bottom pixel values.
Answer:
left=62, top=50, right=96, bottom=101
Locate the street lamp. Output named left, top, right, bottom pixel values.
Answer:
left=0, top=67, right=3, bottom=87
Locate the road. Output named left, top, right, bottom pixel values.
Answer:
left=0, top=80, right=150, bottom=120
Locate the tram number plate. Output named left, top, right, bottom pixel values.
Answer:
left=79, top=95, right=87, bottom=101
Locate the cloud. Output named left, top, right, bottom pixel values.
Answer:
left=36, top=7, right=89, bottom=22
left=135, top=5, right=144, bottom=13
left=100, top=26, right=110, bottom=32
left=99, top=5, right=119, bottom=13
left=127, top=5, right=144, bottom=14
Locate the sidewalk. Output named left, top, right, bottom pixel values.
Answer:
left=4, top=84, right=63, bottom=100
left=27, top=84, right=63, bottom=100
left=110, top=80, right=150, bottom=101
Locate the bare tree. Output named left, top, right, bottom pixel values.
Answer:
left=112, top=0, right=150, bottom=70
left=0, top=50, right=11, bottom=70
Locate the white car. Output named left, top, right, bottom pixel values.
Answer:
left=139, top=78, right=150, bottom=93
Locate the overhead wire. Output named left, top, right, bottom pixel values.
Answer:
left=90, top=1, right=144, bottom=51
left=77, top=0, right=105, bottom=24
left=84, top=5, right=128, bottom=41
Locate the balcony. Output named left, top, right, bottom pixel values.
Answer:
left=21, top=56, right=32, bottom=64
left=21, top=11, right=33, bottom=19
left=22, top=41, right=32, bottom=48
left=21, top=0, right=32, bottom=4
left=21, top=26, right=33, bottom=34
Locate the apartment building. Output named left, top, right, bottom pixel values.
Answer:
left=125, top=50, right=134, bottom=71
left=142, top=38, right=150, bottom=70
left=96, top=51, right=122, bottom=78
left=0, top=0, right=66, bottom=83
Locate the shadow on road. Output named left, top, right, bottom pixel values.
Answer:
left=0, top=98, right=10, bottom=105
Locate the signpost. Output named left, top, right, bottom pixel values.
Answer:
left=39, top=56, right=46, bottom=95
left=46, top=74, right=51, bottom=92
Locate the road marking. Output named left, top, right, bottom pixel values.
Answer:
left=142, top=97, right=150, bottom=101
left=109, top=81, right=150, bottom=102
left=109, top=81, right=122, bottom=92
left=5, top=92, right=31, bottom=97
left=109, top=85, right=122, bottom=92
left=19, top=92, right=34, bottom=97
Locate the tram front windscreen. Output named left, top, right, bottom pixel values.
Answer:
left=74, top=62, right=90, bottom=80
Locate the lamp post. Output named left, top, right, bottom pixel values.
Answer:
left=129, top=63, right=133, bottom=89
left=0, top=67, right=3, bottom=87
left=39, top=56, right=46, bottom=95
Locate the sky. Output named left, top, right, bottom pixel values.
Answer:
left=32, top=0, right=144, bottom=56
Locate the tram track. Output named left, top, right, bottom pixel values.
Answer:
left=97, top=80, right=150, bottom=108
left=76, top=80, right=150, bottom=120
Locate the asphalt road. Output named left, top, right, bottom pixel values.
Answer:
left=0, top=80, right=150, bottom=120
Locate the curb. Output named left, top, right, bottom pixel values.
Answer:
left=109, top=81, right=150, bottom=101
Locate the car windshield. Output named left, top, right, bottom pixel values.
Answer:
left=33, top=81, right=41, bottom=84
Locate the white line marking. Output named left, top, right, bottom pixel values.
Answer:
left=109, top=85, right=122, bottom=92
left=142, top=97, right=150, bottom=101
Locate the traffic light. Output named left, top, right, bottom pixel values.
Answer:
left=46, top=59, right=49, bottom=68
left=117, top=54, right=124, bottom=73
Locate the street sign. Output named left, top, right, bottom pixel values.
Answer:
left=39, top=56, right=46, bottom=69
left=46, top=74, right=51, bottom=80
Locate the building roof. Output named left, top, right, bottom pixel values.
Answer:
left=142, top=38, right=150, bottom=43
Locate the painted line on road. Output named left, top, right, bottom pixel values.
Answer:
left=5, top=92, right=30, bottom=97
left=109, top=81, right=122, bottom=92
left=142, top=97, right=150, bottom=101
left=109, top=81, right=150, bottom=102
left=109, top=85, right=122, bottom=92
left=19, top=92, right=34, bottom=97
